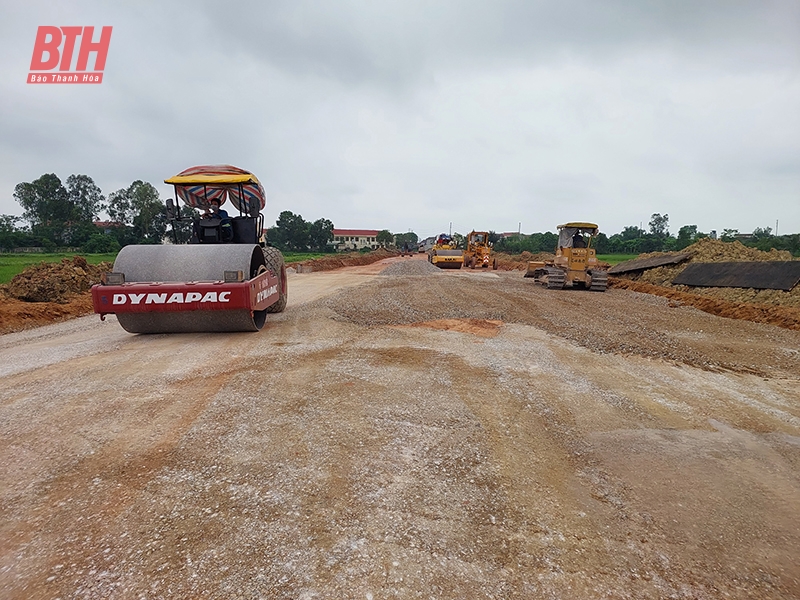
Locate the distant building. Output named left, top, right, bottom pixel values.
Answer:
left=330, top=229, right=381, bottom=251
left=93, top=221, right=123, bottom=235
left=418, top=236, right=436, bottom=252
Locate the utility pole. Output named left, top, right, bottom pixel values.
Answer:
left=518, top=222, right=521, bottom=235
left=449, top=222, right=452, bottom=236
left=776, top=219, right=779, bottom=236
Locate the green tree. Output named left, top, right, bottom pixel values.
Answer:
left=675, top=225, right=698, bottom=250
left=13, top=174, right=71, bottom=244
left=0, top=214, right=19, bottom=234
left=107, top=181, right=166, bottom=245
left=752, top=226, right=772, bottom=240
left=273, top=211, right=310, bottom=251
left=648, top=213, right=669, bottom=239
left=66, top=174, right=104, bottom=222
left=593, top=232, right=610, bottom=253
left=309, top=218, right=334, bottom=252
left=620, top=225, right=644, bottom=241
left=720, top=229, right=739, bottom=241
left=394, top=232, right=419, bottom=248
left=376, top=230, right=394, bottom=246
left=83, top=232, right=121, bottom=253
left=0, top=214, right=21, bottom=251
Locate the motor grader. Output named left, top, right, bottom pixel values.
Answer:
left=524, top=222, right=608, bottom=291
left=91, top=165, right=288, bottom=333
left=428, top=233, right=464, bottom=269
left=463, top=231, right=497, bottom=270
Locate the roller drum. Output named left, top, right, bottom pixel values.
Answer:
left=112, top=244, right=268, bottom=334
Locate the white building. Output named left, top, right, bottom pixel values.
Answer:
left=330, top=229, right=381, bottom=251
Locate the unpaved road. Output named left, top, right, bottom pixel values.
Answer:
left=1, top=255, right=799, bottom=599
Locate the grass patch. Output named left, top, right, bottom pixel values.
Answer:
left=597, top=254, right=638, bottom=265
left=0, top=253, right=117, bottom=284
left=282, top=252, right=329, bottom=263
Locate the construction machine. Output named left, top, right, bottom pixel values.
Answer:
left=463, top=231, right=497, bottom=270
left=428, top=233, right=464, bottom=269
left=91, top=165, right=288, bottom=333
left=524, top=222, right=608, bottom=291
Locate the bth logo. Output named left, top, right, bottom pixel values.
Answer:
left=28, top=26, right=112, bottom=84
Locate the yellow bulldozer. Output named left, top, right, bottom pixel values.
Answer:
left=428, top=233, right=464, bottom=269
left=524, top=222, right=608, bottom=291
left=463, top=231, right=497, bottom=269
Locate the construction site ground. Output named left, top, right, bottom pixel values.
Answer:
left=1, top=254, right=799, bottom=599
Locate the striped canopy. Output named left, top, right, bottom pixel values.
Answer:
left=164, top=165, right=266, bottom=214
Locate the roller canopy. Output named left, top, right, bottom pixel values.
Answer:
left=165, top=165, right=266, bottom=214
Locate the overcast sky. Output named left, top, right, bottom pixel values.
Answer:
left=2, top=0, right=798, bottom=239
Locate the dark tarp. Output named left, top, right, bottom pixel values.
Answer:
left=608, top=253, right=692, bottom=275
left=672, top=262, right=800, bottom=291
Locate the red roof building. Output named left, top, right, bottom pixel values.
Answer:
left=331, top=229, right=382, bottom=251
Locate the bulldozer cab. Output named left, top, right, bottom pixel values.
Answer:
left=165, top=165, right=266, bottom=245
left=556, top=222, right=598, bottom=268
left=557, top=223, right=597, bottom=249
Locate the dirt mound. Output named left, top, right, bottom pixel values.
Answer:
left=6, top=257, right=113, bottom=304
left=685, top=237, right=793, bottom=262
left=0, top=294, right=94, bottom=335
left=493, top=251, right=556, bottom=271
left=614, top=239, right=800, bottom=308
left=288, top=248, right=396, bottom=272
left=611, top=279, right=800, bottom=331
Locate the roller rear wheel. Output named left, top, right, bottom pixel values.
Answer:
left=262, top=246, right=288, bottom=313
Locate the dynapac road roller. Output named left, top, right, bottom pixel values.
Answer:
left=92, top=165, right=288, bottom=333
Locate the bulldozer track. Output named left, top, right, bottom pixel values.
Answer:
left=590, top=270, right=608, bottom=292
left=545, top=268, right=566, bottom=289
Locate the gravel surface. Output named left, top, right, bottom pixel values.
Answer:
left=379, top=259, right=442, bottom=277
left=1, top=257, right=798, bottom=599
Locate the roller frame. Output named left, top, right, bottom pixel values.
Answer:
left=91, top=243, right=284, bottom=333
left=91, top=269, right=280, bottom=317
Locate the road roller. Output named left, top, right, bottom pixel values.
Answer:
left=428, top=233, right=464, bottom=269
left=91, top=165, right=288, bottom=333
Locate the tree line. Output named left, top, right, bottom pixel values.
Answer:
left=0, top=174, right=340, bottom=254
left=2, top=173, right=169, bottom=253
left=4, top=178, right=797, bottom=257
left=493, top=213, right=800, bottom=256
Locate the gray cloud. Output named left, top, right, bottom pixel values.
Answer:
left=1, top=0, right=798, bottom=238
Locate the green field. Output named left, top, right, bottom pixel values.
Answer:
left=0, top=253, right=117, bottom=284
left=282, top=252, right=328, bottom=263
left=0, top=250, right=336, bottom=284
left=597, top=254, right=637, bottom=265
